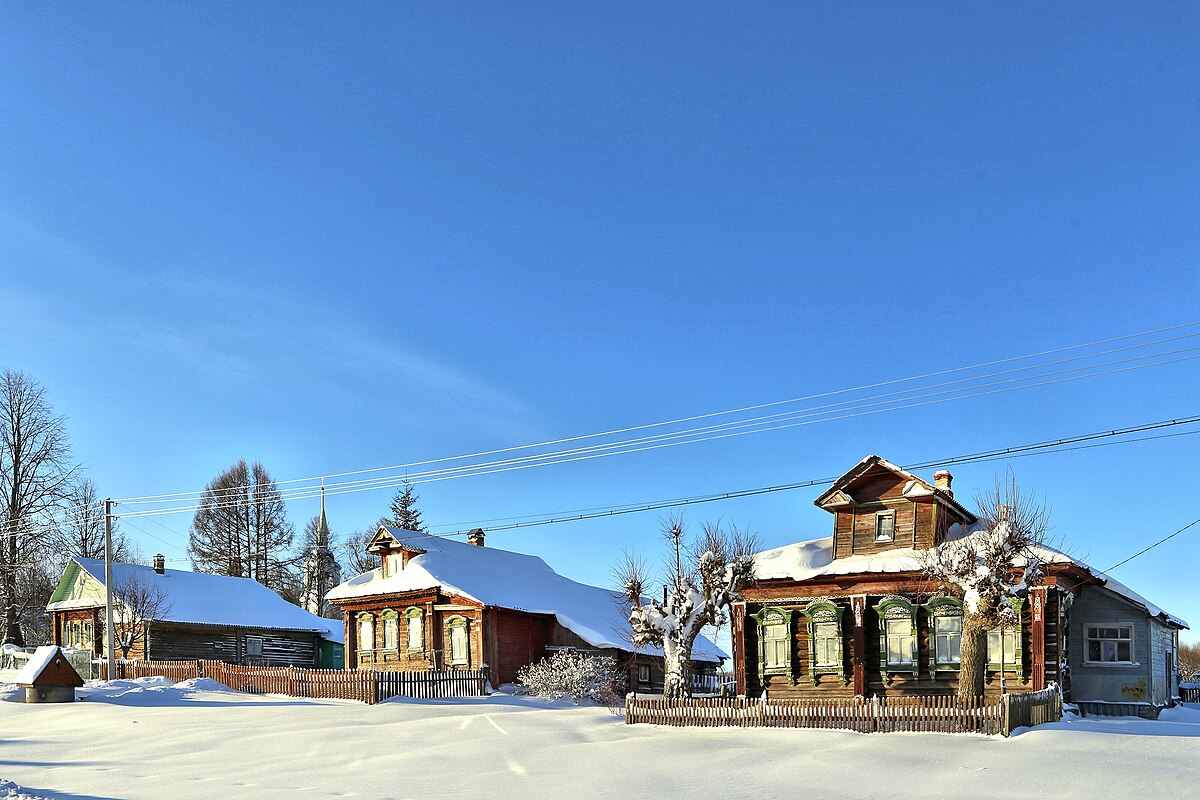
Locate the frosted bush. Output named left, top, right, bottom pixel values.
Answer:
left=516, top=650, right=625, bottom=705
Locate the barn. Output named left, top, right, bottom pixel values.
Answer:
left=47, top=555, right=344, bottom=668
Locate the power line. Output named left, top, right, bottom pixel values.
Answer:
left=1102, top=517, right=1200, bottom=573
left=112, top=352, right=1200, bottom=521
left=113, top=324, right=1200, bottom=506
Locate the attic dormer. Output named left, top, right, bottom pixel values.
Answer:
left=814, top=455, right=977, bottom=559
left=367, top=527, right=427, bottom=578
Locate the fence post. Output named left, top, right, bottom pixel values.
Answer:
left=1001, top=693, right=1012, bottom=737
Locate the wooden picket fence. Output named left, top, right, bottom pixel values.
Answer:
left=1179, top=685, right=1200, bottom=703
left=98, top=659, right=487, bottom=704
left=1002, top=685, right=1061, bottom=732
left=626, top=690, right=1059, bottom=736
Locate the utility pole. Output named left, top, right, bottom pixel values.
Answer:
left=103, top=497, right=116, bottom=680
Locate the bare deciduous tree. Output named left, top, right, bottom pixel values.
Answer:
left=341, top=518, right=387, bottom=577
left=1, top=370, right=79, bottom=645
left=616, top=516, right=756, bottom=698
left=188, top=460, right=294, bottom=590
left=52, top=478, right=131, bottom=563
left=112, top=571, right=172, bottom=659
left=920, top=471, right=1051, bottom=698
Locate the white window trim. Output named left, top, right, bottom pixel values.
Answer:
left=245, top=635, right=264, bottom=658
left=883, top=617, right=915, bottom=666
left=874, top=510, right=895, bottom=543
left=1084, top=622, right=1138, bottom=666
left=933, top=614, right=962, bottom=666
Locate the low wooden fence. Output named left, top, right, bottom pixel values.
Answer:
left=1179, top=685, right=1200, bottom=703
left=627, top=688, right=1060, bottom=736
left=98, top=659, right=487, bottom=704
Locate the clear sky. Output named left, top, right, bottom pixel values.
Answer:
left=2, top=4, right=1198, bottom=641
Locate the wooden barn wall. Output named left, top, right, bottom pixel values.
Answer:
left=147, top=623, right=318, bottom=667
left=490, top=609, right=551, bottom=685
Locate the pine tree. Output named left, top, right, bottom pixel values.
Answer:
left=388, top=479, right=428, bottom=532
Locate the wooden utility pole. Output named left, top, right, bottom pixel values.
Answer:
left=103, top=497, right=116, bottom=679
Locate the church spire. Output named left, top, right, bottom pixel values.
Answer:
left=317, top=480, right=329, bottom=549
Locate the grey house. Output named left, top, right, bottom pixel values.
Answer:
left=1066, top=578, right=1186, bottom=712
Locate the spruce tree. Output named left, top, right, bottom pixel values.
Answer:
left=388, top=478, right=428, bottom=532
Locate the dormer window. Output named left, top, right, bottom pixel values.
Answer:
left=385, top=552, right=403, bottom=576
left=875, top=511, right=895, bottom=543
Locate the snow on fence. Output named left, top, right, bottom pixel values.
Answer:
left=688, top=671, right=734, bottom=696
left=96, top=659, right=488, bottom=704
left=625, top=691, right=1059, bottom=736
left=1179, top=684, right=1200, bottom=704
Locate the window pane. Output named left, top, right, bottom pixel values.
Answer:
left=1117, top=641, right=1131, bottom=661
left=408, top=617, right=422, bottom=650
left=876, top=514, right=894, bottom=541
left=1088, top=640, right=1102, bottom=661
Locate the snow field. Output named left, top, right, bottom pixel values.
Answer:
left=2, top=679, right=1198, bottom=800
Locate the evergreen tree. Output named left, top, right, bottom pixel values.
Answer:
left=388, top=478, right=428, bottom=532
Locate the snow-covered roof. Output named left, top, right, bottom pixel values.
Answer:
left=47, top=557, right=344, bottom=644
left=12, top=645, right=75, bottom=685
left=754, top=528, right=1188, bottom=629
left=327, top=528, right=727, bottom=663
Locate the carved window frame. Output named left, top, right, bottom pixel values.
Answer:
left=986, top=597, right=1025, bottom=680
left=800, top=600, right=845, bottom=685
left=750, top=607, right=793, bottom=684
left=924, top=596, right=964, bottom=673
left=875, top=595, right=919, bottom=680
left=380, top=608, right=399, bottom=651
left=447, top=615, right=470, bottom=666
left=405, top=607, right=424, bottom=652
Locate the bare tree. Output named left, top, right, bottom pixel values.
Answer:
left=616, top=516, right=756, bottom=698
left=188, top=459, right=294, bottom=589
left=111, top=571, right=172, bottom=659
left=52, top=478, right=131, bottom=563
left=1179, top=641, right=1200, bottom=683
left=341, top=518, right=387, bottom=577
left=920, top=472, right=1051, bottom=698
left=1, top=370, right=79, bottom=645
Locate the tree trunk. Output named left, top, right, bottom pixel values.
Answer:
left=960, top=614, right=988, bottom=699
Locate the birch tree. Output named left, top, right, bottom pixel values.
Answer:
left=1, top=371, right=79, bottom=645
left=616, top=517, right=756, bottom=698
left=920, top=473, right=1051, bottom=698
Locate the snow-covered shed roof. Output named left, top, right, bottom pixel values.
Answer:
left=754, top=528, right=1188, bottom=629
left=12, top=645, right=84, bottom=687
left=47, top=557, right=344, bottom=644
left=327, top=527, right=727, bottom=663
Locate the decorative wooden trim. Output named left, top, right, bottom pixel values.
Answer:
left=800, top=599, right=847, bottom=686
left=923, top=596, right=964, bottom=676
left=875, top=595, right=919, bottom=682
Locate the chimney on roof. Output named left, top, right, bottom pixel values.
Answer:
left=467, top=528, right=486, bottom=547
left=153, top=554, right=165, bottom=574
left=933, top=470, right=953, bottom=497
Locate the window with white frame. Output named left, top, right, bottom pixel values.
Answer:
left=406, top=607, right=424, bottom=651
left=448, top=616, right=469, bottom=665
left=884, top=617, right=915, bottom=665
left=987, top=628, right=1017, bottom=666
left=358, top=614, right=374, bottom=652
left=1086, top=624, right=1134, bottom=664
left=762, top=610, right=791, bottom=671
left=934, top=615, right=962, bottom=665
left=875, top=511, right=895, bottom=542
left=382, top=610, right=398, bottom=650
left=812, top=620, right=840, bottom=668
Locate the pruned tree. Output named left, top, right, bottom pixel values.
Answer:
left=188, top=459, right=295, bottom=590
left=920, top=472, right=1051, bottom=698
left=388, top=478, right=428, bottom=532
left=615, top=516, right=756, bottom=698
left=112, top=571, right=172, bottom=659
left=1, top=370, right=80, bottom=645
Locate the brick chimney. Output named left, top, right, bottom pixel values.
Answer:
left=933, top=470, right=953, bottom=497
left=153, top=554, right=165, bottom=574
left=467, top=528, right=486, bottom=547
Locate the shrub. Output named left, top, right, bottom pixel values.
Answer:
left=516, top=650, right=626, bottom=705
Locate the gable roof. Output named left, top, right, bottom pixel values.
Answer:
left=813, top=454, right=977, bottom=522
left=47, top=557, right=344, bottom=644
left=754, top=527, right=1188, bottom=629
left=327, top=527, right=727, bottom=663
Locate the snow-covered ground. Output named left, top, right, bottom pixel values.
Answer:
left=2, top=677, right=1198, bottom=800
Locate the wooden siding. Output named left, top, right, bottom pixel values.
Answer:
left=147, top=622, right=319, bottom=666
left=490, top=608, right=550, bottom=685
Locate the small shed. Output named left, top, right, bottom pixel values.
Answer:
left=14, top=645, right=85, bottom=703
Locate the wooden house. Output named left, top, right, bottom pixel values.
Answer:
left=733, top=455, right=1188, bottom=712
left=47, top=555, right=344, bottom=668
left=327, top=526, right=725, bottom=691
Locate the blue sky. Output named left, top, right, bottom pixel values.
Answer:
left=2, top=4, right=1198, bottom=640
